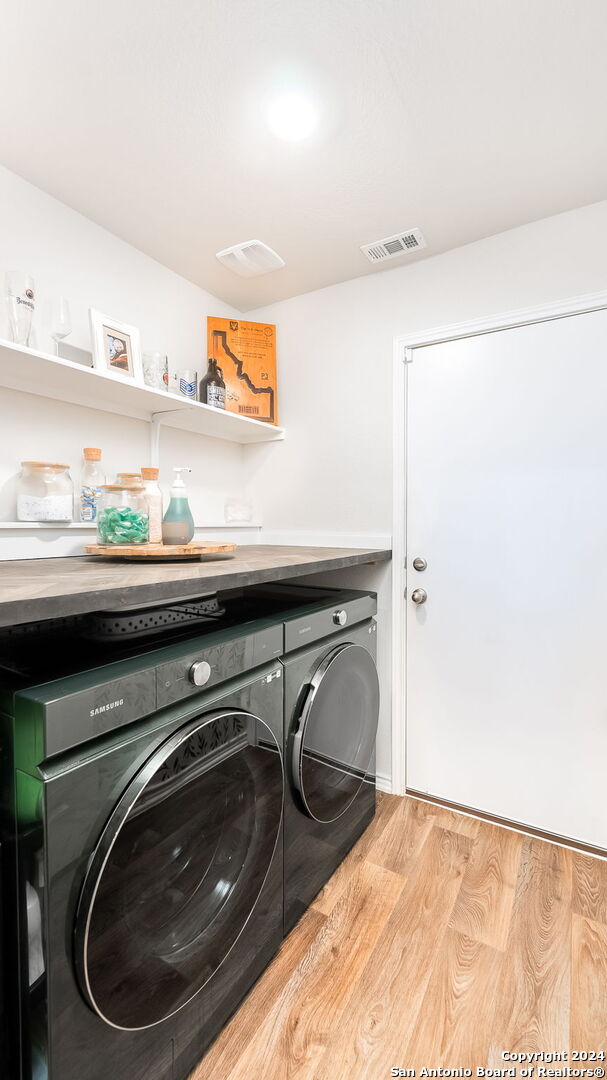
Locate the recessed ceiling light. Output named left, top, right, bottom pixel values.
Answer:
left=266, top=92, right=318, bottom=141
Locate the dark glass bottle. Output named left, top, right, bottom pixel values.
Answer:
left=199, top=360, right=226, bottom=409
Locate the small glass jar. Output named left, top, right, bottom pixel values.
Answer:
left=115, top=472, right=142, bottom=485
left=17, top=462, right=74, bottom=522
left=97, top=485, right=149, bottom=545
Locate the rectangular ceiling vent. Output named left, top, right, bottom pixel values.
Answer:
left=216, top=239, right=285, bottom=278
left=360, top=228, right=426, bottom=264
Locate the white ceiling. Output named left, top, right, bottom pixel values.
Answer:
left=2, top=0, right=607, bottom=311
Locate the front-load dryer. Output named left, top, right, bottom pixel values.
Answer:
left=276, top=586, right=379, bottom=933
left=0, top=618, right=285, bottom=1080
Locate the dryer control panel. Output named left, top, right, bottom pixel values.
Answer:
left=283, top=593, right=376, bottom=653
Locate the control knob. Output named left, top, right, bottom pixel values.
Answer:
left=189, top=660, right=212, bottom=686
left=333, top=609, right=348, bottom=627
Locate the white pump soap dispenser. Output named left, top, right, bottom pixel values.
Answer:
left=162, top=467, right=195, bottom=545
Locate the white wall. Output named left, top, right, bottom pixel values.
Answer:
left=0, top=165, right=253, bottom=527
left=245, top=199, right=607, bottom=786
left=245, top=199, right=607, bottom=536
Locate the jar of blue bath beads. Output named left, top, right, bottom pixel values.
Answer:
left=97, top=484, right=149, bottom=545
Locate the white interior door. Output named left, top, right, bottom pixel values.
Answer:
left=406, top=307, right=607, bottom=849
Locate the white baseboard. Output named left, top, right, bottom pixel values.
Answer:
left=376, top=770, right=393, bottom=795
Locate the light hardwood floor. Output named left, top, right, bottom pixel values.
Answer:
left=190, top=794, right=607, bottom=1080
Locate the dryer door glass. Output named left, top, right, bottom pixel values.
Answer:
left=294, top=642, right=379, bottom=823
left=74, top=710, right=283, bottom=1030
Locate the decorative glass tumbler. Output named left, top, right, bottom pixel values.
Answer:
left=5, top=272, right=35, bottom=346
left=142, top=352, right=169, bottom=391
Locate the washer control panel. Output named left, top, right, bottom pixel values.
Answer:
left=156, top=624, right=283, bottom=707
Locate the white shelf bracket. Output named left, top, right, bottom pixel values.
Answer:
left=149, top=409, right=185, bottom=468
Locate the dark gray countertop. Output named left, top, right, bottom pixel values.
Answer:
left=0, top=545, right=391, bottom=628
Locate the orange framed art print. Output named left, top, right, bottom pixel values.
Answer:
left=206, top=317, right=278, bottom=424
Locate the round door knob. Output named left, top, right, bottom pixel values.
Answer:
left=333, top=609, right=348, bottom=626
left=189, top=660, right=212, bottom=686
left=411, top=588, right=427, bottom=606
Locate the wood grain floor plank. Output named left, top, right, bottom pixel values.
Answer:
left=425, top=803, right=483, bottom=840
left=366, top=793, right=439, bottom=874
left=367, top=794, right=479, bottom=876
left=403, top=930, right=504, bottom=1070
left=360, top=790, right=400, bottom=847
left=189, top=906, right=328, bottom=1080
left=450, top=820, right=523, bottom=951
left=218, top=858, right=405, bottom=1080
left=314, top=826, right=472, bottom=1080
left=571, top=914, right=607, bottom=1048
left=188, top=795, right=603, bottom=1080
left=488, top=836, right=572, bottom=1058
left=572, top=852, right=607, bottom=925
left=313, top=792, right=400, bottom=916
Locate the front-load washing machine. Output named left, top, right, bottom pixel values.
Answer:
left=0, top=614, right=285, bottom=1080
left=257, top=585, right=380, bottom=934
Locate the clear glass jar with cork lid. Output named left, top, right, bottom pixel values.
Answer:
left=140, top=467, right=163, bottom=543
left=96, top=485, right=149, bottom=545
left=79, top=447, right=105, bottom=522
left=17, top=462, right=74, bottom=522
left=115, top=472, right=142, bottom=485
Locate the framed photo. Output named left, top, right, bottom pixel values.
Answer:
left=89, top=309, right=143, bottom=383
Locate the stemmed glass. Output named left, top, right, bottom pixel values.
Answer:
left=50, top=296, right=72, bottom=355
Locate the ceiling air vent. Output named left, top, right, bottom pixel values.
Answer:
left=360, top=228, right=426, bottom=264
left=216, top=239, right=285, bottom=278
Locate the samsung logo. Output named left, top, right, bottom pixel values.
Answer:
left=90, top=698, right=124, bottom=718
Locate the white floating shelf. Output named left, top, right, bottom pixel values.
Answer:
left=0, top=339, right=285, bottom=444
left=0, top=522, right=97, bottom=530
left=0, top=521, right=262, bottom=530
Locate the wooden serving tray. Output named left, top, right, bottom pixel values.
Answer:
left=85, top=542, right=237, bottom=561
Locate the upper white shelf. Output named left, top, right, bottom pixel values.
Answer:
left=0, top=338, right=285, bottom=444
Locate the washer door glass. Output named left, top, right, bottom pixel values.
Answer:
left=293, top=642, right=379, bottom=823
left=74, top=710, right=283, bottom=1030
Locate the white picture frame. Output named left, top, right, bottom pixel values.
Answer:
left=89, top=309, right=143, bottom=384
